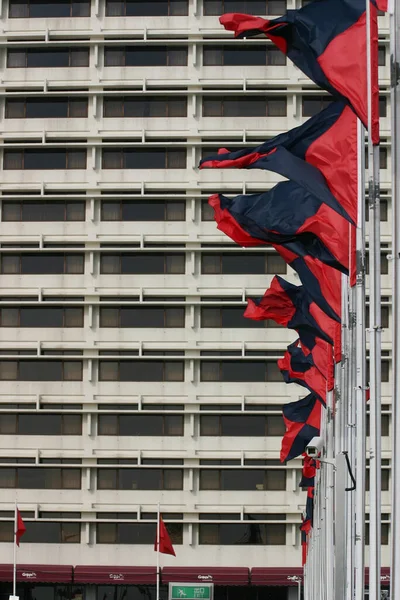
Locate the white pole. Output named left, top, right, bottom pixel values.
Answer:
left=156, top=504, right=160, bottom=600
left=355, top=119, right=367, bottom=600
left=326, top=384, right=335, bottom=600
left=366, top=0, right=382, bottom=598
left=13, top=502, right=17, bottom=598
left=390, top=0, right=400, bottom=597
left=298, top=579, right=301, bottom=600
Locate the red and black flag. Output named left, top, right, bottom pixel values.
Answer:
left=208, top=185, right=351, bottom=274
left=275, top=244, right=342, bottom=323
left=244, top=275, right=342, bottom=361
left=280, top=394, right=322, bottom=463
left=278, top=339, right=330, bottom=405
left=200, top=100, right=358, bottom=223
left=306, top=486, right=315, bottom=525
left=301, top=516, right=312, bottom=566
left=220, top=0, right=380, bottom=143
left=300, top=454, right=320, bottom=489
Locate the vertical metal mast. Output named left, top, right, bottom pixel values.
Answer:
left=390, top=0, right=400, bottom=597
left=366, top=0, right=382, bottom=597
left=354, top=120, right=366, bottom=600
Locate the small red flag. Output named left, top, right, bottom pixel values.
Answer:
left=154, top=516, right=176, bottom=557
left=16, top=508, right=26, bottom=546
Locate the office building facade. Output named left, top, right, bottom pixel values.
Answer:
left=0, top=1, right=391, bottom=599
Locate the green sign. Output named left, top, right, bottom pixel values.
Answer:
left=169, top=584, right=213, bottom=600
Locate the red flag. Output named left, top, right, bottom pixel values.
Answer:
left=154, top=516, right=176, bottom=557
left=16, top=508, right=26, bottom=546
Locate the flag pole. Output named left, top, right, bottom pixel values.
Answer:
left=366, top=0, right=382, bottom=598
left=390, top=0, right=400, bottom=597
left=354, top=119, right=367, bottom=600
left=13, top=502, right=17, bottom=598
left=156, top=503, right=160, bottom=600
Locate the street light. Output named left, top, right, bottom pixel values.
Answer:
left=287, top=575, right=302, bottom=600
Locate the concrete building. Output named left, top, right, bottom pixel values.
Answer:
left=0, top=1, right=391, bottom=599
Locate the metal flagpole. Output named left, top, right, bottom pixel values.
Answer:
left=13, top=502, right=17, bottom=598
left=366, top=0, right=382, bottom=597
left=156, top=503, right=160, bottom=600
left=390, top=0, right=400, bottom=597
left=354, top=119, right=367, bottom=600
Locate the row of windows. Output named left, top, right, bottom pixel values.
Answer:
left=0, top=358, right=391, bottom=382
left=0, top=518, right=390, bottom=546
left=0, top=465, right=390, bottom=492
left=1, top=144, right=390, bottom=171
left=6, top=0, right=290, bottom=18
left=0, top=251, right=287, bottom=275
left=0, top=198, right=390, bottom=223
left=0, top=250, right=390, bottom=276
left=0, top=465, right=287, bottom=491
left=5, top=44, right=389, bottom=72
left=7, top=0, right=386, bottom=18
left=0, top=303, right=390, bottom=329
left=0, top=408, right=390, bottom=437
left=1, top=95, right=390, bottom=119
left=0, top=519, right=289, bottom=545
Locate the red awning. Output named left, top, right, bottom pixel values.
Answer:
left=251, top=568, right=303, bottom=586
left=364, top=567, right=390, bottom=585
left=161, top=567, right=249, bottom=586
left=0, top=565, right=73, bottom=583
left=73, top=566, right=157, bottom=585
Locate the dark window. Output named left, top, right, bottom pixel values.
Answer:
left=200, top=413, right=285, bottom=435
left=0, top=306, right=84, bottom=327
left=365, top=147, right=388, bottom=170
left=302, top=95, right=333, bottom=117
left=98, top=413, right=184, bottom=435
left=199, top=468, right=286, bottom=491
left=101, top=200, right=185, bottom=221
left=366, top=360, right=390, bottom=383
left=365, top=522, right=389, bottom=545
left=365, top=199, right=388, bottom=221
left=100, top=306, right=184, bottom=328
left=104, top=46, right=188, bottom=67
left=103, top=96, right=187, bottom=117
left=0, top=360, right=83, bottom=381
left=1, top=253, right=84, bottom=274
left=0, top=412, right=82, bottom=435
left=201, top=306, right=278, bottom=328
left=9, top=0, right=90, bottom=18
left=203, top=45, right=286, bottom=66
left=2, top=200, right=85, bottom=221
left=0, top=467, right=81, bottom=489
left=203, top=0, right=285, bottom=16
left=7, top=48, right=90, bottom=68
left=106, top=0, right=188, bottom=16
left=366, top=408, right=390, bottom=437
left=102, top=148, right=186, bottom=169
left=23, top=521, right=81, bottom=543
left=365, top=305, right=389, bottom=329
left=201, top=199, right=215, bottom=221
left=203, top=96, right=287, bottom=117
left=97, top=521, right=182, bottom=544
left=201, top=252, right=286, bottom=274
left=378, top=45, right=386, bottom=66
left=200, top=360, right=282, bottom=382
left=97, top=468, right=183, bottom=490
left=5, top=97, right=88, bottom=118
left=366, top=467, right=390, bottom=491
left=4, top=149, right=87, bottom=170
left=199, top=523, right=286, bottom=544
left=380, top=96, right=387, bottom=117
left=100, top=252, right=185, bottom=274
left=98, top=360, right=184, bottom=381
left=365, top=253, right=389, bottom=275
